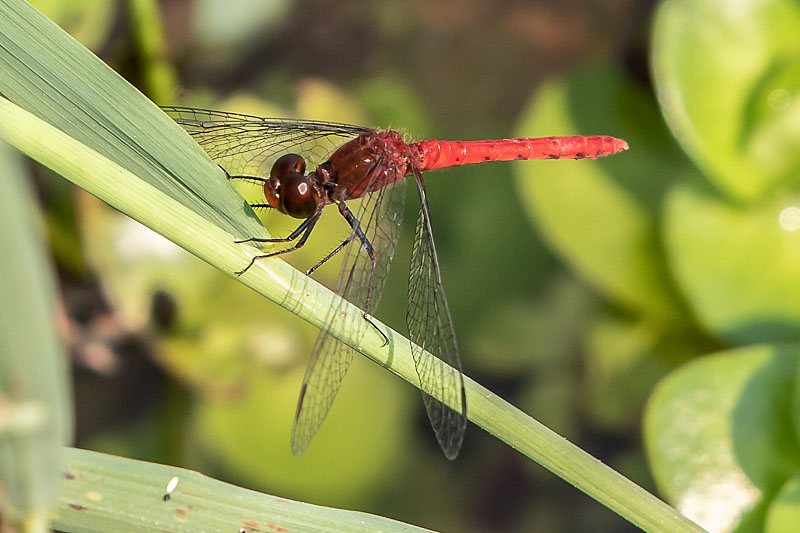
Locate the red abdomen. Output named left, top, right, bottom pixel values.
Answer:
left=413, top=135, right=628, bottom=170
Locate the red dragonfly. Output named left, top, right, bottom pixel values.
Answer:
left=164, top=107, right=628, bottom=459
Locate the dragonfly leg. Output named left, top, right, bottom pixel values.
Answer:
left=218, top=164, right=269, bottom=185
left=306, top=234, right=356, bottom=277
left=236, top=216, right=313, bottom=244
left=234, top=212, right=320, bottom=276
left=336, top=201, right=389, bottom=347
left=218, top=165, right=275, bottom=211
left=364, top=314, right=389, bottom=347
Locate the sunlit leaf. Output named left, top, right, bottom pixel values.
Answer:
left=652, top=0, right=800, bottom=201
left=645, top=345, right=800, bottom=532
left=664, top=182, right=800, bottom=344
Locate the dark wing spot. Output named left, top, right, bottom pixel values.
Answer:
left=295, top=383, right=307, bottom=418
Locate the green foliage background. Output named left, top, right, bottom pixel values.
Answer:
left=3, top=0, right=800, bottom=531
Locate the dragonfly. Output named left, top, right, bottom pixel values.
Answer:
left=164, top=106, right=629, bottom=459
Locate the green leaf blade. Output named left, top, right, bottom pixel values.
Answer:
left=0, top=0, right=265, bottom=240
left=56, top=448, right=432, bottom=532
left=0, top=141, right=72, bottom=526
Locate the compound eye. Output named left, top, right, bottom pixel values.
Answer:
left=280, top=173, right=318, bottom=218
left=271, top=153, right=306, bottom=178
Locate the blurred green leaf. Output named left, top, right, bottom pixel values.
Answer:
left=195, top=0, right=292, bottom=48
left=515, top=62, right=690, bottom=322
left=0, top=142, right=72, bottom=528
left=644, top=345, right=800, bottom=532
left=664, top=182, right=800, bottom=344
left=584, top=312, right=689, bottom=432
left=127, top=0, right=178, bottom=103
left=765, top=475, right=800, bottom=532
left=29, top=0, right=113, bottom=49
left=357, top=74, right=432, bottom=138
left=196, top=359, right=412, bottom=507
left=468, top=273, right=595, bottom=375
left=652, top=0, right=800, bottom=201
left=518, top=370, right=578, bottom=439
left=295, top=79, right=369, bottom=124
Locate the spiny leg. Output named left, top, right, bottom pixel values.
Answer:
left=235, top=212, right=321, bottom=276
left=218, top=164, right=269, bottom=186
left=219, top=167, right=271, bottom=210
left=306, top=160, right=385, bottom=278
left=336, top=201, right=388, bottom=347
left=236, top=215, right=314, bottom=244
left=306, top=234, right=357, bottom=277
left=219, top=164, right=314, bottom=245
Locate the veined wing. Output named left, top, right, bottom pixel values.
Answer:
left=290, top=166, right=407, bottom=455
left=406, top=167, right=467, bottom=460
left=163, top=106, right=370, bottom=177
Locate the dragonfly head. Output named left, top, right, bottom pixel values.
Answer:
left=266, top=154, right=319, bottom=218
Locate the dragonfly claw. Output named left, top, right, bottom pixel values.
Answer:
left=363, top=313, right=389, bottom=347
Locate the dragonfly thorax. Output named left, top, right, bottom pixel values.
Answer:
left=325, top=130, right=413, bottom=200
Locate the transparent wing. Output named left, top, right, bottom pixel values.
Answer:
left=406, top=167, right=467, bottom=460
left=291, top=171, right=406, bottom=455
left=163, top=106, right=370, bottom=176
